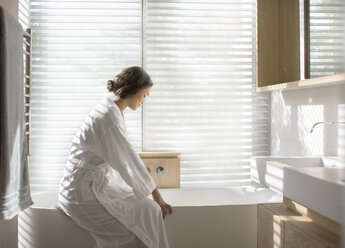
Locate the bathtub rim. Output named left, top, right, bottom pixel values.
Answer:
left=28, top=185, right=282, bottom=209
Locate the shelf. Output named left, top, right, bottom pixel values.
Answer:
left=257, top=73, right=345, bottom=92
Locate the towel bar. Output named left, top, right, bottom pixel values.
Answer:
left=23, top=40, right=30, bottom=46
left=23, top=30, right=30, bottom=38
left=23, top=28, right=31, bottom=155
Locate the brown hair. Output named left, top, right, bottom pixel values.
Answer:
left=107, top=66, right=153, bottom=98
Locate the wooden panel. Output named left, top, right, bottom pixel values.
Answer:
left=141, top=158, right=180, bottom=188
left=139, top=152, right=180, bottom=159
left=257, top=0, right=300, bottom=88
left=257, top=204, right=303, bottom=248
left=257, top=0, right=279, bottom=87
left=284, top=221, right=340, bottom=248
left=279, top=0, right=300, bottom=83
left=258, top=203, right=341, bottom=248
left=257, top=237, right=269, bottom=248
left=284, top=221, right=325, bottom=248
left=283, top=196, right=341, bottom=236
left=257, top=204, right=277, bottom=248
left=257, top=73, right=345, bottom=92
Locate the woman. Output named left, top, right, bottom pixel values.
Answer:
left=57, top=66, right=172, bottom=248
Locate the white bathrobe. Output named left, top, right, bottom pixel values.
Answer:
left=57, top=97, right=169, bottom=248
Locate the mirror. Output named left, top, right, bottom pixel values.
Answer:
left=302, top=0, right=345, bottom=79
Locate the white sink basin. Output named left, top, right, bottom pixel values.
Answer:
left=251, top=156, right=345, bottom=224
left=250, top=156, right=341, bottom=193
left=284, top=165, right=345, bottom=224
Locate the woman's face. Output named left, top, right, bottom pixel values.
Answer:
left=128, top=87, right=152, bottom=111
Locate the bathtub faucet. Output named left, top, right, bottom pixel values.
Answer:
left=310, top=121, right=345, bottom=133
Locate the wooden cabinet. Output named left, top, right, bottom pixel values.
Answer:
left=284, top=221, right=338, bottom=248
left=257, top=204, right=303, bottom=248
left=257, top=0, right=345, bottom=92
left=257, top=203, right=340, bottom=248
left=257, top=0, right=300, bottom=89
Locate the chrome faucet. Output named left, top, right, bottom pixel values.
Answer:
left=310, top=121, right=345, bottom=133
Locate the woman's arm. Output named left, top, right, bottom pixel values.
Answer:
left=92, top=123, right=156, bottom=200
left=152, top=188, right=172, bottom=219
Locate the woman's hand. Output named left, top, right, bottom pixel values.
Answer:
left=152, top=188, right=172, bottom=219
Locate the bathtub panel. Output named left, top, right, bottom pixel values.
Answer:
left=19, top=187, right=279, bottom=248
left=164, top=205, right=257, bottom=248
left=19, top=208, right=95, bottom=248
left=0, top=216, right=18, bottom=248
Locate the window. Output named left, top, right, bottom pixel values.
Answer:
left=309, top=0, right=345, bottom=77
left=29, top=0, right=269, bottom=191
left=29, top=0, right=143, bottom=191
left=144, top=0, right=269, bottom=187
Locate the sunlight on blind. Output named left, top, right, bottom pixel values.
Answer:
left=143, top=0, right=269, bottom=187
left=29, top=0, right=142, bottom=191
left=19, top=0, right=30, bottom=29
left=309, top=0, right=345, bottom=77
left=29, top=0, right=270, bottom=191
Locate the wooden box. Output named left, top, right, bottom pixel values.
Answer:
left=139, top=152, right=180, bottom=188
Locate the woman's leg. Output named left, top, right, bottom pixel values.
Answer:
left=128, top=198, right=170, bottom=248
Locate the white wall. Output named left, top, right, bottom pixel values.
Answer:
left=0, top=0, right=18, bottom=19
left=270, top=84, right=345, bottom=157
left=0, top=1, right=20, bottom=247
left=270, top=83, right=345, bottom=247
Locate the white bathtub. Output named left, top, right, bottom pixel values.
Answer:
left=18, top=186, right=281, bottom=248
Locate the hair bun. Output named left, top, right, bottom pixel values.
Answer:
left=107, top=79, right=115, bottom=92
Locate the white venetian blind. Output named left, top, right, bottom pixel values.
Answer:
left=143, top=0, right=269, bottom=187
left=309, top=0, right=345, bottom=77
left=29, top=0, right=143, bottom=191
left=19, top=0, right=30, bottom=29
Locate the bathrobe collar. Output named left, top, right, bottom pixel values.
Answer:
left=104, top=97, right=126, bottom=130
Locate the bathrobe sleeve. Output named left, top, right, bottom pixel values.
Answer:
left=93, top=123, right=156, bottom=200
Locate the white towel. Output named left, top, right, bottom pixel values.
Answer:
left=0, top=6, right=33, bottom=220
